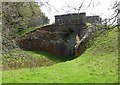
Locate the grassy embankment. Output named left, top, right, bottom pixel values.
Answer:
left=2, top=27, right=118, bottom=83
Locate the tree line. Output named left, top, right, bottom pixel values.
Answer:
left=2, top=2, right=49, bottom=52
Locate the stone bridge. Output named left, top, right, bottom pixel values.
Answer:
left=16, top=13, right=92, bottom=57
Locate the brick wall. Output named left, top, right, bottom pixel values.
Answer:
left=16, top=13, right=91, bottom=57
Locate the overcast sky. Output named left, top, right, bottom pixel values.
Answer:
left=36, top=0, right=119, bottom=23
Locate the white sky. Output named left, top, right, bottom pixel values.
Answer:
left=36, top=0, right=120, bottom=24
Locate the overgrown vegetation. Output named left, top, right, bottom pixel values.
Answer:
left=17, top=24, right=50, bottom=36
left=2, top=50, right=59, bottom=70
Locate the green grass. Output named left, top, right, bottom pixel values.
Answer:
left=2, top=27, right=118, bottom=83
left=17, top=24, right=50, bottom=36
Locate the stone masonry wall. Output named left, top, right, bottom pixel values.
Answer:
left=86, top=16, right=102, bottom=24
left=55, top=13, right=86, bottom=25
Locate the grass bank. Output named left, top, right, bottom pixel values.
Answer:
left=2, top=27, right=118, bottom=83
